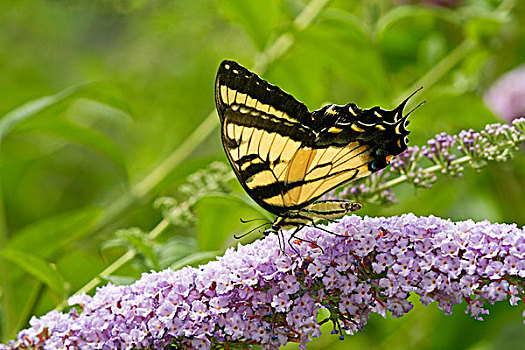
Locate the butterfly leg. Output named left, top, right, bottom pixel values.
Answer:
left=288, top=224, right=325, bottom=254
left=307, top=221, right=348, bottom=238
left=287, top=226, right=303, bottom=256
left=277, top=230, right=285, bottom=254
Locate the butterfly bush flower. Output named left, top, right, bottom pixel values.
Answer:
left=3, top=214, right=525, bottom=349
left=329, top=118, right=525, bottom=205
left=485, top=65, right=525, bottom=122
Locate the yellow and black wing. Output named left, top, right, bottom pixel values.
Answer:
left=215, top=60, right=414, bottom=217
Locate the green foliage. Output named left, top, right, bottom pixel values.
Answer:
left=0, top=248, right=66, bottom=301
left=1, top=0, right=524, bottom=347
left=194, top=194, right=271, bottom=250
left=7, top=208, right=101, bottom=258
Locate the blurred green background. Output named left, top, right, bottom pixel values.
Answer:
left=1, top=0, right=524, bottom=348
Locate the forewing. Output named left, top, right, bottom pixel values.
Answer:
left=215, top=60, right=311, bottom=125
left=215, top=60, right=315, bottom=215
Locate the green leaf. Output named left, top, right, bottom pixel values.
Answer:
left=292, top=23, right=386, bottom=101
left=418, top=31, right=448, bottom=68
left=0, top=85, right=83, bottom=140
left=0, top=248, right=66, bottom=300
left=217, top=0, right=285, bottom=50
left=101, top=275, right=137, bottom=286
left=375, top=5, right=461, bottom=40
left=170, top=250, right=220, bottom=271
left=321, top=8, right=369, bottom=41
left=156, top=236, right=199, bottom=269
left=116, top=228, right=160, bottom=270
left=464, top=15, right=505, bottom=46
left=0, top=82, right=131, bottom=141
left=19, top=118, right=128, bottom=177
left=7, top=207, right=102, bottom=258
left=194, top=193, right=270, bottom=251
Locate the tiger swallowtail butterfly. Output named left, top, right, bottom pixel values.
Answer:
left=215, top=60, right=420, bottom=238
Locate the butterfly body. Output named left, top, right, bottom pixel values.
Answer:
left=215, top=60, right=418, bottom=235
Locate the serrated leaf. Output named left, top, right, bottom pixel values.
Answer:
left=7, top=207, right=102, bottom=258
left=99, top=237, right=127, bottom=252
left=0, top=248, right=66, bottom=300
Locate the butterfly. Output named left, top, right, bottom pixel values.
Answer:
left=215, top=59, right=420, bottom=242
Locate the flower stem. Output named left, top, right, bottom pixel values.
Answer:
left=371, top=155, right=472, bottom=194
left=395, top=40, right=475, bottom=103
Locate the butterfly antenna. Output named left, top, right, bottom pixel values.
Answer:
left=404, top=100, right=426, bottom=118
left=234, top=221, right=271, bottom=239
left=239, top=217, right=272, bottom=224
left=397, top=86, right=423, bottom=111
left=277, top=230, right=285, bottom=254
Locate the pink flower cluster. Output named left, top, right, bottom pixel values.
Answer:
left=485, top=65, right=525, bottom=122
left=3, top=214, right=524, bottom=349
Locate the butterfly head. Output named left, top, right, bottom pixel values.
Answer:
left=269, top=216, right=288, bottom=233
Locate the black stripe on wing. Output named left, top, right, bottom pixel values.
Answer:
left=248, top=168, right=360, bottom=205
left=215, top=60, right=311, bottom=126
left=223, top=107, right=315, bottom=144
